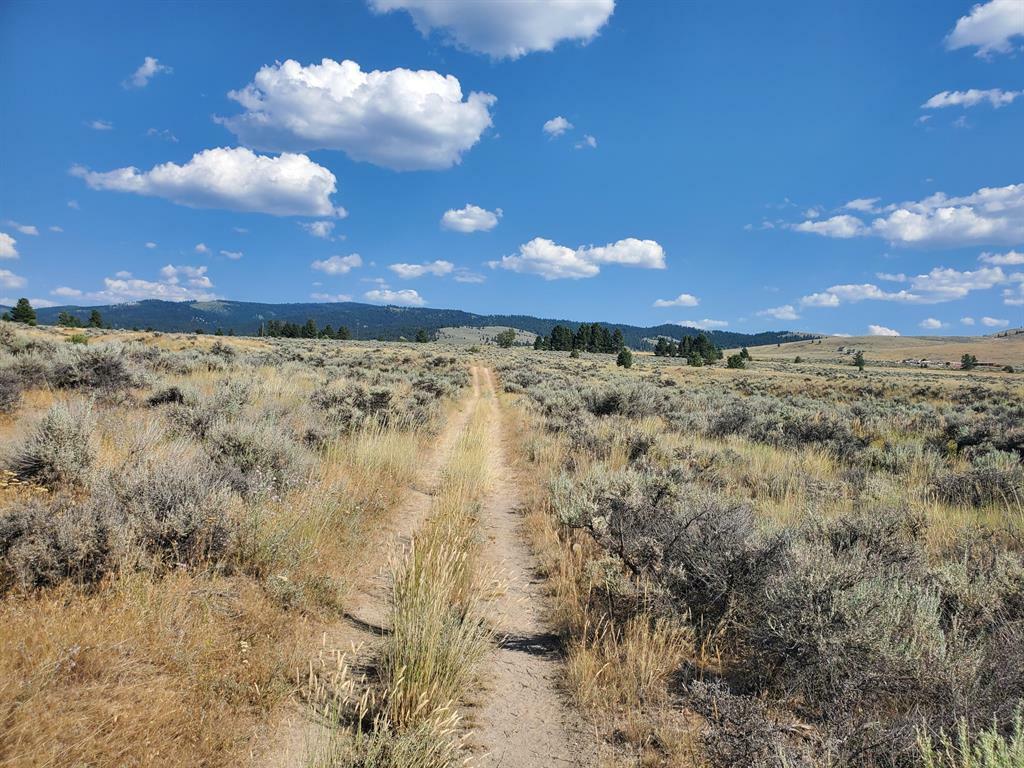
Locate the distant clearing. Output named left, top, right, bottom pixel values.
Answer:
left=734, top=331, right=1024, bottom=368
left=435, top=325, right=538, bottom=345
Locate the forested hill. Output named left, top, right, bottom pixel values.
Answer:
left=27, top=299, right=813, bottom=349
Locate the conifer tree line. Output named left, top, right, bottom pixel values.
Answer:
left=652, top=333, right=723, bottom=365
left=532, top=323, right=626, bottom=353
left=258, top=319, right=352, bottom=340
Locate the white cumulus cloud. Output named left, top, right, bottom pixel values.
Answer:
left=219, top=58, right=495, bottom=171
left=220, top=250, right=243, bottom=260
left=793, top=214, right=865, bottom=238
left=757, top=305, right=800, bottom=321
left=90, top=119, right=114, bottom=131
left=0, top=269, right=26, bottom=288
left=679, top=319, right=729, bottom=330
left=312, top=254, right=363, bottom=275
left=301, top=221, right=336, bottom=239
left=979, top=249, right=1024, bottom=265
left=124, top=56, right=172, bottom=89
left=50, top=265, right=216, bottom=304
left=368, top=0, right=615, bottom=59
left=946, top=0, right=1024, bottom=57
left=981, top=316, right=1009, bottom=327
left=72, top=147, right=343, bottom=217
left=453, top=269, right=486, bottom=284
left=653, top=293, right=699, bottom=308
left=311, top=292, right=353, bottom=302
left=364, top=288, right=426, bottom=306
left=0, top=233, right=19, bottom=259
left=195, top=243, right=210, bottom=254
left=800, top=291, right=842, bottom=308
left=919, top=317, right=947, bottom=329
left=493, top=236, right=665, bottom=280
left=869, top=324, right=900, bottom=336
left=4, top=221, right=38, bottom=236
left=574, top=134, right=598, bottom=150
left=389, top=260, right=454, bottom=279
left=793, top=183, right=1024, bottom=247
left=922, top=88, right=1021, bottom=109
left=543, top=116, right=573, bottom=136
left=962, top=316, right=976, bottom=325
left=441, top=204, right=502, bottom=233
left=844, top=197, right=880, bottom=213
left=799, top=265, right=1017, bottom=308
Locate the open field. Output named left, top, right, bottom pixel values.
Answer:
left=1, top=325, right=1022, bottom=768
left=734, top=329, right=1024, bottom=369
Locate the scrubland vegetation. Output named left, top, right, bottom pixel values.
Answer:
left=495, top=350, right=1024, bottom=767
left=2, top=322, right=1022, bottom=768
left=0, top=324, right=466, bottom=767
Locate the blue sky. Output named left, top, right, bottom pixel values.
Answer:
left=1, top=0, right=1023, bottom=336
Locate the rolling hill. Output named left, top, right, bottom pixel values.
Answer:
left=23, top=299, right=812, bottom=349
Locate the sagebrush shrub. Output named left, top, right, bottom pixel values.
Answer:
left=95, top=453, right=235, bottom=568
left=207, top=419, right=309, bottom=497
left=8, top=401, right=95, bottom=487
left=50, top=344, right=146, bottom=391
left=167, top=379, right=249, bottom=437
left=0, top=495, right=118, bottom=592
left=0, top=366, right=22, bottom=413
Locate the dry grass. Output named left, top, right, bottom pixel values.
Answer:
left=0, top=329, right=461, bottom=768
left=308, top=388, right=493, bottom=766
left=380, top=395, right=491, bottom=725
left=502, top=400, right=702, bottom=767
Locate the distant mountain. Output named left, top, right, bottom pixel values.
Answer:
left=23, top=299, right=814, bottom=349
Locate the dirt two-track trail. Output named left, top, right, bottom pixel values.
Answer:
left=264, top=366, right=594, bottom=767
left=471, top=367, right=597, bottom=767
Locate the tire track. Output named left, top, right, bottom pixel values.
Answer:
left=470, top=368, right=597, bottom=767
left=262, top=366, right=483, bottom=767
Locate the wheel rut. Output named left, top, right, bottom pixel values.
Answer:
left=261, top=366, right=483, bottom=767
left=469, top=367, right=597, bottom=768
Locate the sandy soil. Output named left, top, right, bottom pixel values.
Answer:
left=469, top=367, right=597, bottom=768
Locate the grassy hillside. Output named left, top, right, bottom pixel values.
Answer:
left=735, top=330, right=1024, bottom=368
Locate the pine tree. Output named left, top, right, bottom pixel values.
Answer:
left=57, top=311, right=81, bottom=328
left=415, top=328, right=428, bottom=343
left=654, top=337, right=669, bottom=356
left=88, top=309, right=103, bottom=328
left=495, top=328, right=516, bottom=348
left=616, top=347, right=633, bottom=368
left=10, top=298, right=36, bottom=325
left=853, top=351, right=865, bottom=371
left=337, top=326, right=352, bottom=340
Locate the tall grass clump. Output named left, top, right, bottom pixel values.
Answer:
left=379, top=401, right=491, bottom=729
left=919, top=710, right=1024, bottom=768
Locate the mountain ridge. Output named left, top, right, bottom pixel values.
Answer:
left=23, top=299, right=814, bottom=349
